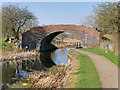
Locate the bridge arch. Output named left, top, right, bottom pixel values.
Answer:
left=40, top=31, right=64, bottom=51
left=22, top=25, right=102, bottom=51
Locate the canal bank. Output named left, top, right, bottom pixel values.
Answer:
left=65, top=50, right=101, bottom=88
left=1, top=48, right=74, bottom=89
left=0, top=52, right=39, bottom=62
left=65, top=50, right=80, bottom=88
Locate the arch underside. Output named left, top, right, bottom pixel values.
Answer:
left=40, top=31, right=64, bottom=52
left=40, top=29, right=99, bottom=52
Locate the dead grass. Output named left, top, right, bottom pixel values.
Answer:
left=21, top=62, right=71, bottom=88
left=65, top=50, right=80, bottom=88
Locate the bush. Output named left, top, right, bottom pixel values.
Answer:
left=0, top=38, right=15, bottom=50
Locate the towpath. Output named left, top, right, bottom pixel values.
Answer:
left=75, top=49, right=118, bottom=88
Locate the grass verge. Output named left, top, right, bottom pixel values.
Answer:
left=81, top=48, right=119, bottom=68
left=0, top=38, right=15, bottom=50
left=73, top=51, right=101, bottom=88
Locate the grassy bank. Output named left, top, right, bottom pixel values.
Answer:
left=0, top=39, right=24, bottom=57
left=0, top=39, right=15, bottom=50
left=81, top=48, right=119, bottom=68
left=65, top=50, right=80, bottom=88
left=73, top=51, right=101, bottom=88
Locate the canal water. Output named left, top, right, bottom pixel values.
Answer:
left=0, top=48, right=72, bottom=88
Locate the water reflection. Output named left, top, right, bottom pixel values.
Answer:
left=2, top=62, right=16, bottom=84
left=1, top=48, right=72, bottom=88
left=1, top=57, right=46, bottom=85
left=40, top=48, right=71, bottom=66
left=40, top=52, right=56, bottom=68
left=51, top=48, right=70, bottom=65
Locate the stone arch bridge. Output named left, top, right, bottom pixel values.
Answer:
left=22, top=25, right=102, bottom=51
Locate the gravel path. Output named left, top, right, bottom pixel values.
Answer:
left=75, top=49, right=118, bottom=88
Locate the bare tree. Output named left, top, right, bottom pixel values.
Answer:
left=84, top=2, right=118, bottom=35
left=2, top=4, right=38, bottom=40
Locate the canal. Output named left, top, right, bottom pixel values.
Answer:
left=0, top=48, right=73, bottom=88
